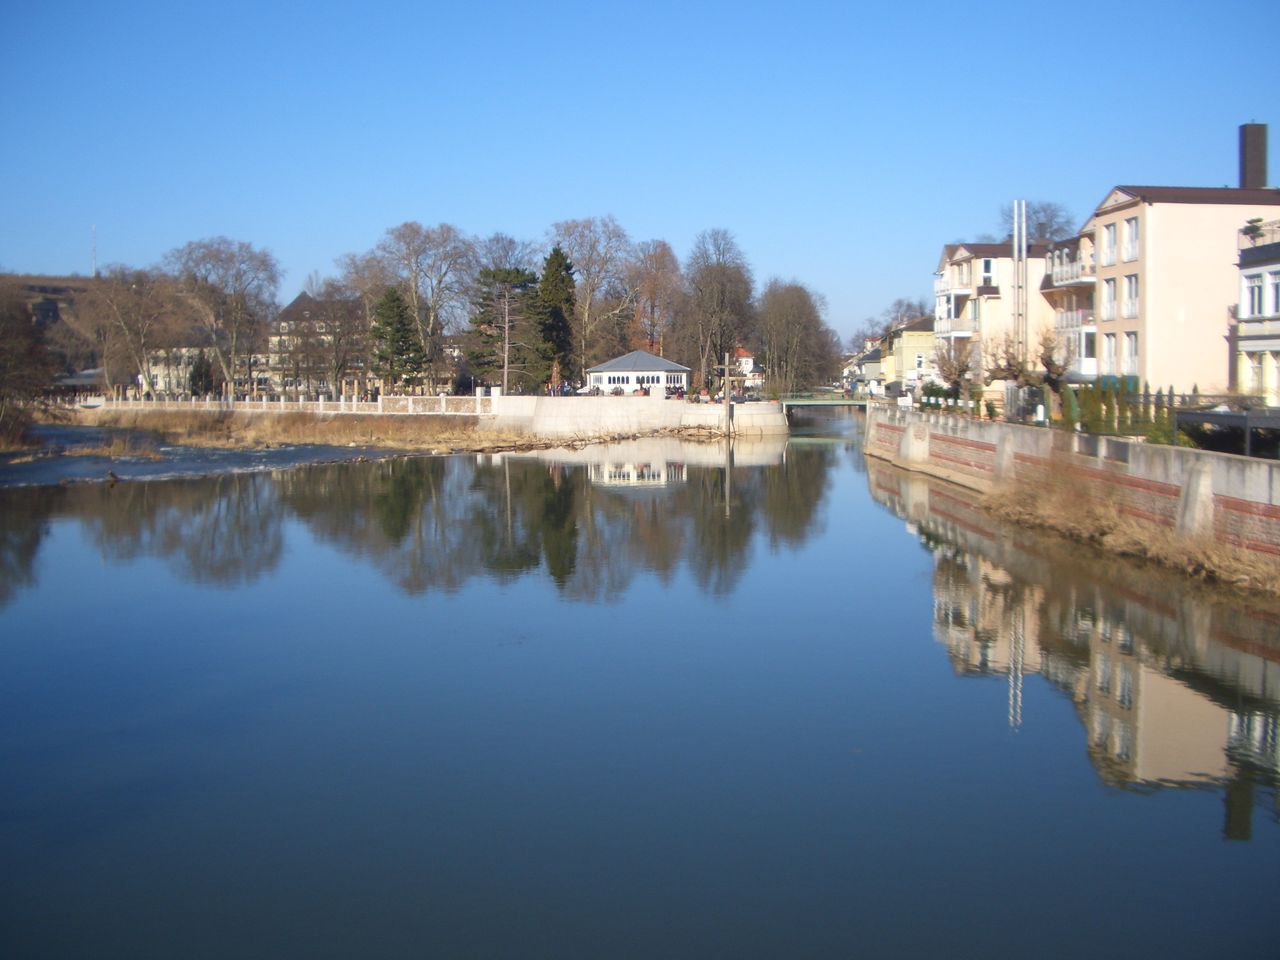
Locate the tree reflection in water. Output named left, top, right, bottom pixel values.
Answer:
left=0, top=439, right=835, bottom=609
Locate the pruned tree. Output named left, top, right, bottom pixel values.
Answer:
left=166, top=237, right=280, bottom=395
left=550, top=216, right=635, bottom=379
left=1036, top=329, right=1076, bottom=396
left=982, top=331, right=1049, bottom=389
left=933, top=338, right=977, bottom=398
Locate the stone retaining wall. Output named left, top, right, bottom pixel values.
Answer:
left=865, top=405, right=1280, bottom=561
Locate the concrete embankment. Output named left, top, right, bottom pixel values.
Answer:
left=488, top=394, right=787, bottom=438
left=864, top=405, right=1280, bottom=588
left=68, top=394, right=788, bottom=451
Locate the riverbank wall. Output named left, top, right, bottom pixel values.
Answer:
left=90, top=394, right=789, bottom=439
left=864, top=404, right=1280, bottom=562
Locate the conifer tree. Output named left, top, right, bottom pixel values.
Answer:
left=534, top=246, right=576, bottom=382
left=369, top=288, right=424, bottom=392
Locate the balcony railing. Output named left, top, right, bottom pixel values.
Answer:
left=1055, top=308, right=1094, bottom=330
left=1049, top=257, right=1095, bottom=286
left=1239, top=218, right=1280, bottom=249
left=936, top=314, right=976, bottom=335
left=934, top=275, right=972, bottom=297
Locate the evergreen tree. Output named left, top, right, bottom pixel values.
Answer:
left=189, top=350, right=215, bottom=396
left=369, top=288, right=425, bottom=391
left=466, top=267, right=540, bottom=391
left=533, top=246, right=576, bottom=382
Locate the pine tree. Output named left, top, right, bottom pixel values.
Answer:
left=466, top=267, right=540, bottom=392
left=369, top=288, right=424, bottom=392
left=534, top=246, right=576, bottom=383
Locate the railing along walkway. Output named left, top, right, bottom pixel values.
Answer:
left=99, top=394, right=493, bottom=416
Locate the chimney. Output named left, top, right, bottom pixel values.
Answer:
left=1239, top=123, right=1267, bottom=189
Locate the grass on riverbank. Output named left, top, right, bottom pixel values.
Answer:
left=59, top=409, right=525, bottom=452
left=51, top=408, right=704, bottom=455
left=986, top=471, right=1280, bottom=596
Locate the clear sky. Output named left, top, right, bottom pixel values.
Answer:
left=3, top=0, right=1276, bottom=340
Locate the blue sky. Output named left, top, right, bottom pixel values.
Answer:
left=3, top=0, right=1276, bottom=340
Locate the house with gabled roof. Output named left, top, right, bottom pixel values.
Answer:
left=585, top=350, right=690, bottom=395
left=1074, top=181, right=1280, bottom=393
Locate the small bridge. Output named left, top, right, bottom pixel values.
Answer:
left=778, top=393, right=867, bottom=412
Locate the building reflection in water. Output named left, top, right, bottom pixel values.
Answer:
left=869, top=460, right=1280, bottom=841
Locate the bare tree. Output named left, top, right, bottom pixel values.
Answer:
left=75, top=267, right=183, bottom=398
left=166, top=237, right=280, bottom=395
left=679, top=229, right=754, bottom=391
left=999, top=201, right=1076, bottom=243
left=933, top=338, right=976, bottom=398
left=758, top=279, right=835, bottom=394
left=982, top=332, right=1039, bottom=387
left=550, top=216, right=635, bottom=379
left=627, top=239, right=683, bottom=354
left=376, top=222, right=474, bottom=387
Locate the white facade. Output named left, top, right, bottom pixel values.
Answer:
left=1235, top=219, right=1280, bottom=404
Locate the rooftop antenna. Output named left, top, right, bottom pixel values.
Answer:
left=91, top=225, right=98, bottom=278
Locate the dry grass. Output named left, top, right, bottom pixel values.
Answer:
left=59, top=408, right=672, bottom=456
left=986, top=468, right=1280, bottom=596
left=64, top=434, right=166, bottom=461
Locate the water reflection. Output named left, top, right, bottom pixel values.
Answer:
left=0, top=437, right=835, bottom=607
left=868, top=459, right=1280, bottom=840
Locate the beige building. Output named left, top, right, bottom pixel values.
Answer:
left=1076, top=185, right=1280, bottom=393
left=933, top=242, right=1052, bottom=382
left=881, top=315, right=936, bottom=389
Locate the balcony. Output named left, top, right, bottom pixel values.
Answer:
left=936, top=314, right=976, bottom=337
left=934, top=274, right=973, bottom=298
left=1055, top=308, right=1094, bottom=330
left=1049, top=257, right=1096, bottom=286
left=1239, top=218, right=1280, bottom=250
left=1072, top=356, right=1099, bottom=378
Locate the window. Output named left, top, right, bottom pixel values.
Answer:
left=1124, top=332, right=1138, bottom=376
left=916, top=353, right=925, bottom=370
left=1083, top=331, right=1096, bottom=359
left=1270, top=272, right=1280, bottom=316
left=1122, top=274, right=1139, bottom=318
left=1103, top=333, right=1117, bottom=374
left=1102, top=223, right=1117, bottom=266
left=1246, top=275, right=1264, bottom=317
left=1102, top=278, right=1117, bottom=320
left=981, top=258, right=995, bottom=285
left=1122, top=217, right=1138, bottom=261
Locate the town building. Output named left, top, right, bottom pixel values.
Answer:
left=933, top=242, right=1052, bottom=383
left=585, top=350, right=690, bottom=395
left=881, top=315, right=937, bottom=391
left=1233, top=218, right=1280, bottom=404
left=1075, top=183, right=1280, bottom=392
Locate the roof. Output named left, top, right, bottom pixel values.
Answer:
left=1107, top=186, right=1280, bottom=208
left=938, top=242, right=1051, bottom=269
left=586, top=350, right=690, bottom=374
left=900, top=315, right=935, bottom=333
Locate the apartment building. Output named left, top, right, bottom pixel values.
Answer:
left=933, top=242, right=1052, bottom=381
left=1234, top=218, right=1280, bottom=403
left=1041, top=234, right=1098, bottom=381
left=1078, top=183, right=1280, bottom=393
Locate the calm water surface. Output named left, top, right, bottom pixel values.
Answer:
left=2, top=413, right=1276, bottom=958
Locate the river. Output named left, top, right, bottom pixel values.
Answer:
left=1, top=412, right=1276, bottom=958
